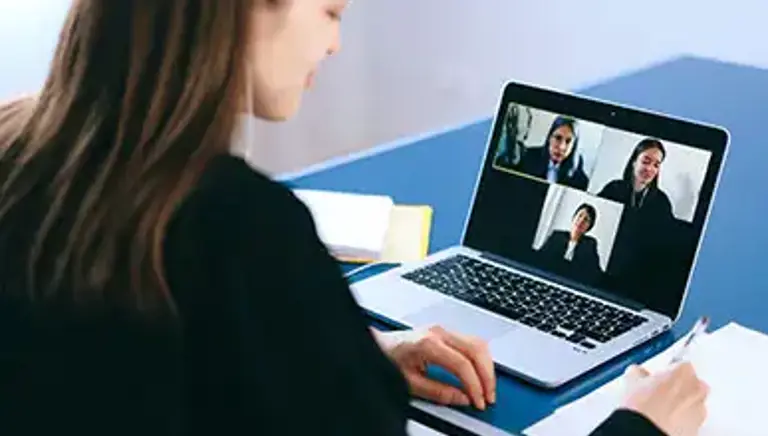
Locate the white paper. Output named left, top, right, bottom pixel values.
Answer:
left=525, top=323, right=768, bottom=436
left=293, top=189, right=394, bottom=260
left=407, top=420, right=446, bottom=436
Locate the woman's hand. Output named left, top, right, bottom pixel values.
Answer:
left=373, top=326, right=496, bottom=410
left=621, top=362, right=709, bottom=436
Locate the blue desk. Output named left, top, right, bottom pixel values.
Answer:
left=286, top=56, right=768, bottom=435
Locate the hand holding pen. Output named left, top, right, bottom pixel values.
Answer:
left=669, top=316, right=710, bottom=365
left=620, top=316, right=711, bottom=435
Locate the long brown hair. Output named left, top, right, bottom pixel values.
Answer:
left=0, top=1, right=257, bottom=318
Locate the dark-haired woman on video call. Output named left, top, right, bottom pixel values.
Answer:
left=517, top=116, right=590, bottom=190
left=0, top=1, right=706, bottom=435
left=598, top=138, right=674, bottom=219
left=598, top=138, right=676, bottom=283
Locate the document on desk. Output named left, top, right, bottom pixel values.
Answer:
left=292, top=189, right=394, bottom=261
left=524, top=322, right=768, bottom=436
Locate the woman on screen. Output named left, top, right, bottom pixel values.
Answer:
left=538, top=203, right=602, bottom=282
left=517, top=116, right=589, bottom=190
left=597, top=138, right=673, bottom=221
left=598, top=138, right=675, bottom=292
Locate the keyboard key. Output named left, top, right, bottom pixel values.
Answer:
left=581, top=329, right=610, bottom=343
left=401, top=255, right=649, bottom=345
left=501, top=308, right=524, bottom=320
left=537, top=322, right=556, bottom=333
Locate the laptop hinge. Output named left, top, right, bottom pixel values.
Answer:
left=478, top=251, right=647, bottom=312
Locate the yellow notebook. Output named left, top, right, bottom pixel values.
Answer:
left=381, top=204, right=433, bottom=263
left=338, top=204, right=433, bottom=264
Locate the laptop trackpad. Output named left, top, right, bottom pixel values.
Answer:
left=402, top=300, right=517, bottom=340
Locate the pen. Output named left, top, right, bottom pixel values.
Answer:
left=669, top=316, right=710, bottom=364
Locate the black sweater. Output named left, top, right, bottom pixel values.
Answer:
left=0, top=155, right=664, bottom=436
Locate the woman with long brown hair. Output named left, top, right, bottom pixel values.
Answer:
left=0, top=1, right=708, bottom=435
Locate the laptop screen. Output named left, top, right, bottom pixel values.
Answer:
left=463, top=83, right=728, bottom=319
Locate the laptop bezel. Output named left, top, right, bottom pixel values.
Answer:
left=458, top=80, right=730, bottom=323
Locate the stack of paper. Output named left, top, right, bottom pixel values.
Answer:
left=293, top=189, right=432, bottom=264
left=524, top=322, right=768, bottom=436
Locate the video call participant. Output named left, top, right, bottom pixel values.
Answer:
left=516, top=116, right=590, bottom=190
left=538, top=203, right=602, bottom=284
left=597, top=138, right=677, bottom=303
left=598, top=138, right=673, bottom=219
left=493, top=104, right=532, bottom=169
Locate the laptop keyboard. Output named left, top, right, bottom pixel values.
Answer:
left=401, top=255, right=648, bottom=350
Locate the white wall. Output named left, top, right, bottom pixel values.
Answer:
left=0, top=2, right=69, bottom=99
left=2, top=1, right=767, bottom=174
left=252, top=0, right=768, bottom=174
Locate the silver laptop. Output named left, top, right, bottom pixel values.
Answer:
left=350, top=80, right=729, bottom=388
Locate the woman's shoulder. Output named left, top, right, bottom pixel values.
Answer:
left=194, top=154, right=291, bottom=199
left=646, top=187, right=674, bottom=220
left=602, top=179, right=625, bottom=190
left=193, top=154, right=308, bottom=216
left=568, top=162, right=590, bottom=188
left=583, top=234, right=599, bottom=248
left=518, top=145, right=543, bottom=163
left=168, top=154, right=315, bottom=249
left=652, top=186, right=673, bottom=207
left=545, top=230, right=569, bottom=245
left=162, top=154, right=326, bottom=306
left=597, top=179, right=626, bottom=197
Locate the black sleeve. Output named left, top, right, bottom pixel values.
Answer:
left=165, top=158, right=410, bottom=435
left=589, top=409, right=666, bottom=436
